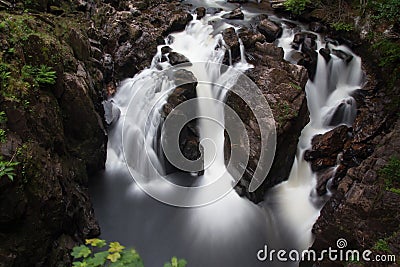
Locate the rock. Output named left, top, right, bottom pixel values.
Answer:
left=332, top=49, right=354, bottom=63
left=68, top=29, right=90, bottom=61
left=309, top=120, right=400, bottom=266
left=255, top=42, right=284, bottom=60
left=257, top=19, right=282, bottom=43
left=238, top=29, right=266, bottom=49
left=304, top=125, right=350, bottom=171
left=162, top=70, right=202, bottom=174
left=168, top=51, right=191, bottom=66
left=222, top=8, right=244, bottom=20
left=206, top=7, right=223, bottom=15
left=227, top=0, right=248, bottom=2
left=293, top=32, right=318, bottom=45
left=225, top=46, right=309, bottom=202
left=195, top=7, right=206, bottom=19
left=298, top=48, right=318, bottom=81
left=223, top=27, right=240, bottom=62
left=165, top=13, right=193, bottom=36
left=319, top=47, right=331, bottom=61
left=309, top=21, right=327, bottom=33
left=287, top=50, right=305, bottom=64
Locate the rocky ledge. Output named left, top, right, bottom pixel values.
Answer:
left=221, top=19, right=309, bottom=202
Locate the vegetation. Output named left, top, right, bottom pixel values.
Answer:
left=372, top=238, right=392, bottom=253
left=379, top=156, right=400, bottom=194
left=371, top=39, right=400, bottom=68
left=71, top=239, right=187, bottom=267
left=283, top=0, right=311, bottom=15
left=370, top=0, right=400, bottom=24
left=330, top=22, right=353, bottom=32
left=0, top=156, right=19, bottom=181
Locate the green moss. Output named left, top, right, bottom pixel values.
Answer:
left=372, top=238, right=392, bottom=253
left=379, top=156, right=400, bottom=194
left=284, top=0, right=312, bottom=15
left=330, top=22, right=354, bottom=32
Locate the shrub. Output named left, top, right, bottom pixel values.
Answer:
left=71, top=239, right=187, bottom=267
left=284, top=0, right=311, bottom=15
left=0, top=156, right=19, bottom=181
left=372, top=39, right=400, bottom=68
left=379, top=156, right=400, bottom=194
left=330, top=22, right=354, bottom=32
left=371, top=0, right=400, bottom=24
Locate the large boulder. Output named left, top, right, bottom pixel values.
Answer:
left=224, top=32, right=309, bottom=202
left=257, top=18, right=282, bottom=42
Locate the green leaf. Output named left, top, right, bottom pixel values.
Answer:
left=107, top=252, right=121, bottom=263
left=109, top=242, right=125, bottom=253
left=85, top=238, right=107, bottom=248
left=164, top=263, right=173, bottom=267
left=71, top=245, right=91, bottom=259
left=178, top=259, right=187, bottom=267
left=86, top=251, right=108, bottom=266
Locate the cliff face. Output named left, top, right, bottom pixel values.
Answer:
left=272, top=1, right=400, bottom=265
left=0, top=1, right=195, bottom=266
left=0, top=3, right=106, bottom=266
left=222, top=25, right=309, bottom=203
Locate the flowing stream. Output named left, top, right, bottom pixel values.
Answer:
left=90, top=2, right=363, bottom=266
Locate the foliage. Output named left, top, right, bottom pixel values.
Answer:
left=283, top=0, right=311, bottom=15
left=0, top=63, right=11, bottom=90
left=371, top=39, right=400, bottom=68
left=22, top=64, right=57, bottom=87
left=370, top=0, right=400, bottom=24
left=330, top=22, right=354, bottom=32
left=72, top=239, right=144, bottom=267
left=373, top=239, right=392, bottom=253
left=0, top=111, right=7, bottom=143
left=0, top=156, right=19, bottom=181
left=163, top=257, right=187, bottom=267
left=72, top=239, right=187, bottom=267
left=380, top=156, right=400, bottom=194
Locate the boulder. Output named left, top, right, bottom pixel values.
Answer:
left=223, top=27, right=240, bottom=63
left=168, top=51, right=191, bottom=66
left=257, top=19, right=282, bottom=43
left=332, top=48, right=353, bottom=63
left=195, top=7, right=206, bottom=19
left=222, top=8, right=244, bottom=20
left=304, top=125, right=350, bottom=171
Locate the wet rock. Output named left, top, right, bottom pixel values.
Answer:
left=238, top=30, right=266, bottom=50
left=310, top=120, right=400, bottom=266
left=68, top=28, right=90, bottom=61
left=168, top=51, right=191, bottom=66
left=298, top=48, right=317, bottom=81
left=255, top=42, right=284, bottom=61
left=222, top=7, right=244, bottom=20
left=195, top=7, right=206, bottom=19
left=257, top=18, right=282, bottom=43
left=287, top=50, right=305, bottom=64
left=223, top=27, right=240, bottom=62
left=162, top=70, right=202, bottom=174
left=165, top=13, right=193, bottom=36
left=319, top=47, right=331, bottom=61
left=332, top=49, right=353, bottom=63
left=225, top=46, right=309, bottom=202
left=304, top=125, right=350, bottom=171
left=227, top=0, right=248, bottom=2
left=309, top=21, right=327, bottom=33
left=206, top=7, right=223, bottom=15
left=293, top=32, right=318, bottom=45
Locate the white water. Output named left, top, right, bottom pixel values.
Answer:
left=264, top=23, right=363, bottom=249
left=91, top=5, right=363, bottom=267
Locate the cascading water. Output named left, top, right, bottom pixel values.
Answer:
left=90, top=4, right=363, bottom=267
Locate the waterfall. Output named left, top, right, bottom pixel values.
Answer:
left=262, top=22, right=363, bottom=250
left=92, top=5, right=363, bottom=267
